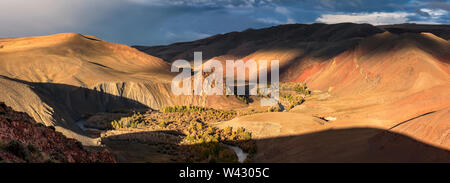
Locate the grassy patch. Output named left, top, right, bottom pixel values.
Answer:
left=106, top=106, right=256, bottom=162
left=281, top=95, right=305, bottom=110
left=293, top=83, right=311, bottom=95
left=110, top=112, right=146, bottom=129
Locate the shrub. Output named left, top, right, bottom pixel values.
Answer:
left=268, top=105, right=281, bottom=112
left=236, top=95, right=250, bottom=104
left=218, top=148, right=238, bottom=163
left=159, top=105, right=237, bottom=123
left=27, top=144, right=43, bottom=160
left=294, top=83, right=311, bottom=95
left=162, top=105, right=207, bottom=113
left=234, top=127, right=251, bottom=141
left=5, top=140, right=31, bottom=162
left=110, top=112, right=145, bottom=129
left=281, top=95, right=304, bottom=110
left=159, top=120, right=167, bottom=128
left=223, top=126, right=232, bottom=136
left=74, top=141, right=84, bottom=150
left=27, top=144, right=39, bottom=153
left=248, top=144, right=257, bottom=154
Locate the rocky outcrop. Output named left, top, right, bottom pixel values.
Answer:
left=0, top=102, right=116, bottom=163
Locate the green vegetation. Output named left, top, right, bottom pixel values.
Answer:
left=111, top=112, right=146, bottom=129
left=182, top=122, right=223, bottom=162
left=277, top=82, right=311, bottom=110
left=158, top=120, right=168, bottom=128
left=182, top=122, right=254, bottom=162
left=161, top=105, right=237, bottom=123
left=4, top=140, right=31, bottom=162
left=160, top=105, right=209, bottom=113
left=236, top=95, right=250, bottom=104
left=111, top=106, right=237, bottom=130
left=162, top=105, right=231, bottom=114
left=268, top=105, right=282, bottom=112
left=281, top=95, right=305, bottom=110
left=293, top=83, right=311, bottom=95
left=0, top=140, right=44, bottom=162
left=106, top=105, right=256, bottom=162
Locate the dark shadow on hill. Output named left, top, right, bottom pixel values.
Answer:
left=378, top=24, right=450, bottom=40
left=133, top=23, right=450, bottom=83
left=133, top=23, right=384, bottom=62
left=102, top=127, right=450, bottom=163
left=101, top=130, right=185, bottom=163
left=134, top=23, right=450, bottom=82
left=0, top=75, right=149, bottom=136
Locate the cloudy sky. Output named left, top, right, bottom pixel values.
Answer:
left=0, top=0, right=448, bottom=45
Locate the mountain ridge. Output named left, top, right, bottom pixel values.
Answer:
left=0, top=23, right=448, bottom=161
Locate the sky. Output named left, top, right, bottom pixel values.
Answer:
left=0, top=0, right=448, bottom=46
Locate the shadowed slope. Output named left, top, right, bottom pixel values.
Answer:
left=389, top=107, right=450, bottom=150
left=0, top=33, right=246, bottom=144
left=100, top=127, right=450, bottom=163
left=378, top=24, right=450, bottom=40
left=134, top=23, right=384, bottom=63
left=1, top=24, right=449, bottom=162
left=0, top=102, right=115, bottom=163
left=0, top=33, right=245, bottom=112
left=252, top=127, right=450, bottom=163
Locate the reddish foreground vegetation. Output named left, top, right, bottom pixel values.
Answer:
left=0, top=102, right=115, bottom=163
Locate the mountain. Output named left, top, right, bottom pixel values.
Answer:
left=0, top=33, right=244, bottom=145
left=378, top=24, right=450, bottom=40
left=136, top=23, right=450, bottom=161
left=133, top=23, right=384, bottom=67
left=0, top=23, right=449, bottom=162
left=134, top=24, right=450, bottom=62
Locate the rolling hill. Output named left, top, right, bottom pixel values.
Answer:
left=0, top=23, right=448, bottom=162
left=0, top=33, right=243, bottom=145
left=137, top=23, right=450, bottom=162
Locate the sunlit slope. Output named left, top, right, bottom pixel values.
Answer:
left=0, top=33, right=244, bottom=144
left=213, top=29, right=449, bottom=162
left=220, top=31, right=449, bottom=134
left=289, top=32, right=449, bottom=126
left=137, top=23, right=449, bottom=143
left=0, top=33, right=170, bottom=85
left=135, top=23, right=384, bottom=64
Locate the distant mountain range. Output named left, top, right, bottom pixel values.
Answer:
left=1, top=23, right=449, bottom=162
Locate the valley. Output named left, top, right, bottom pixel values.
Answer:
left=0, top=23, right=449, bottom=162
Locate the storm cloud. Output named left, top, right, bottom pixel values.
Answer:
left=0, top=0, right=448, bottom=45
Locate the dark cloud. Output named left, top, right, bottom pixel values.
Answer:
left=416, top=9, right=431, bottom=17
left=0, top=0, right=448, bottom=45
left=427, top=1, right=450, bottom=11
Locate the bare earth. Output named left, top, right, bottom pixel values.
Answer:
left=0, top=23, right=449, bottom=162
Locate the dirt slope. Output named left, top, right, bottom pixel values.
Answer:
left=0, top=33, right=170, bottom=85
left=0, top=33, right=244, bottom=145
left=134, top=23, right=384, bottom=63
left=1, top=24, right=448, bottom=162
left=290, top=32, right=450, bottom=128
left=204, top=24, right=450, bottom=162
